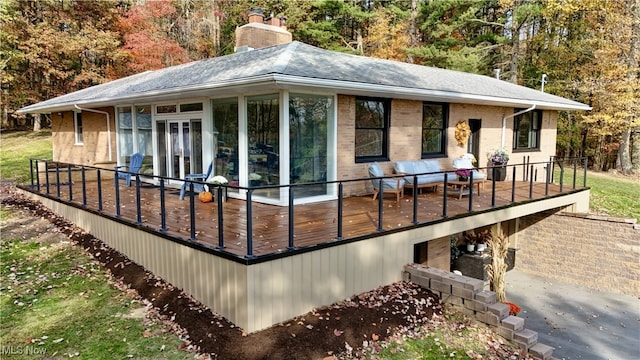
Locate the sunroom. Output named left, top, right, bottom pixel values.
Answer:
left=114, top=91, right=337, bottom=206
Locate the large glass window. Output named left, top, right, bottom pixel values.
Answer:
left=136, top=106, right=153, bottom=174
left=117, top=108, right=133, bottom=161
left=74, top=112, right=83, bottom=145
left=290, top=93, right=332, bottom=198
left=422, top=102, right=448, bottom=157
left=212, top=98, right=239, bottom=190
left=355, top=97, right=389, bottom=162
left=247, top=94, right=279, bottom=198
left=513, top=110, right=542, bottom=150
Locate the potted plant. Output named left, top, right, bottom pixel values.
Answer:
left=206, top=175, right=229, bottom=202
left=487, top=148, right=510, bottom=181
left=455, top=169, right=471, bottom=181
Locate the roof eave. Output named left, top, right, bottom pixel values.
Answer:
left=272, top=75, right=592, bottom=112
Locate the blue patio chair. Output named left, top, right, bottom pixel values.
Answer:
left=114, top=153, right=143, bottom=187
left=368, top=162, right=405, bottom=203
left=179, top=162, right=214, bottom=200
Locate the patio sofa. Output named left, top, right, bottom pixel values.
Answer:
left=394, top=160, right=456, bottom=194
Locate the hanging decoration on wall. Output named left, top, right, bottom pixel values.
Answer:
left=454, top=120, right=471, bottom=147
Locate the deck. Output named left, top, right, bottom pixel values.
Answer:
left=25, top=170, right=585, bottom=259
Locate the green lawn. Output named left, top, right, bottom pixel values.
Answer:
left=0, top=223, right=188, bottom=359
left=555, top=166, right=640, bottom=221
left=0, top=130, right=52, bottom=183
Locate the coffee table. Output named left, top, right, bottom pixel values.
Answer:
left=447, top=179, right=482, bottom=200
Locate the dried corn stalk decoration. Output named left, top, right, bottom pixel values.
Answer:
left=454, top=120, right=471, bottom=146
left=485, top=224, right=509, bottom=302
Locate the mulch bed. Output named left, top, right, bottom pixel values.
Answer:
left=1, top=186, right=442, bottom=359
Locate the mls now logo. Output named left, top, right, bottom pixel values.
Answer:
left=1, top=345, right=47, bottom=355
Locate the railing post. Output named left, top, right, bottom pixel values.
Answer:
left=246, top=189, right=255, bottom=258
left=529, top=165, right=534, bottom=199
left=217, top=185, right=224, bottom=249
left=45, top=160, right=50, bottom=195
left=337, top=183, right=343, bottom=240
left=135, top=175, right=142, bottom=224
left=67, top=165, right=73, bottom=201
left=29, top=159, right=35, bottom=188
left=160, top=178, right=167, bottom=232
left=511, top=166, right=516, bottom=203
left=377, top=179, right=383, bottom=232
left=559, top=166, right=564, bottom=193
left=55, top=162, right=61, bottom=198
left=442, top=176, right=448, bottom=218
left=545, top=161, right=550, bottom=196
left=81, top=166, right=87, bottom=207
left=573, top=158, right=577, bottom=189
left=583, top=157, right=588, bottom=187
left=491, top=169, right=496, bottom=207
left=288, top=186, right=295, bottom=250
left=467, top=172, right=474, bottom=212
left=412, top=175, right=418, bottom=225
left=97, top=169, right=103, bottom=212
left=35, top=160, right=41, bottom=192
left=115, top=171, right=121, bottom=218
left=189, top=183, right=196, bottom=240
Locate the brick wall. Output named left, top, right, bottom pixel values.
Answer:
left=516, top=210, right=640, bottom=297
left=52, top=109, right=116, bottom=167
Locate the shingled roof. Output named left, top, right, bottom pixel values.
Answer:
left=19, top=41, right=590, bottom=113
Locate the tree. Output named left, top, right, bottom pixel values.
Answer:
left=410, top=0, right=505, bottom=75
left=115, top=0, right=190, bottom=76
left=1, top=0, right=124, bottom=128
left=363, top=6, right=411, bottom=61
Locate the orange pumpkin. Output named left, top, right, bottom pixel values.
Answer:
left=199, top=191, right=213, bottom=203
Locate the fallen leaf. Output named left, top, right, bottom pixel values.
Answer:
left=333, top=329, right=343, bottom=336
left=371, top=333, right=379, bottom=340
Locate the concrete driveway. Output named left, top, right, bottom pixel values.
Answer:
left=505, top=270, right=640, bottom=360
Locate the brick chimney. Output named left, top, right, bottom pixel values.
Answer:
left=235, top=7, right=292, bottom=52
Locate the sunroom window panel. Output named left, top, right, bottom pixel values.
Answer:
left=290, top=94, right=331, bottom=198
left=117, top=108, right=133, bottom=163
left=212, top=98, right=239, bottom=191
left=247, top=94, right=280, bottom=199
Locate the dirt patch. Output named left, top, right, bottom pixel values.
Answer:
left=1, top=184, right=442, bottom=359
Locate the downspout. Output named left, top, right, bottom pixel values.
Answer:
left=501, top=104, right=536, bottom=149
left=74, top=104, right=112, bottom=162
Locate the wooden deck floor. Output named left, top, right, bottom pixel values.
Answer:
left=30, top=176, right=584, bottom=258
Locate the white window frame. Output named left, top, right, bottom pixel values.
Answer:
left=74, top=111, right=83, bottom=145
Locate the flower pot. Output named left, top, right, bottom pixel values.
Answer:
left=476, top=243, right=487, bottom=252
left=489, top=163, right=507, bottom=181
left=458, top=176, right=469, bottom=182
left=466, top=244, right=476, bottom=252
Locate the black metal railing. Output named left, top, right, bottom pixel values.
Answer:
left=24, top=157, right=588, bottom=262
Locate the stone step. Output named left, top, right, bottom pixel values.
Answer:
left=530, top=343, right=554, bottom=360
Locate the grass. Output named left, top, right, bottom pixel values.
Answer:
left=555, top=166, right=640, bottom=221
left=370, top=306, right=525, bottom=359
left=0, top=130, right=52, bottom=183
left=0, top=222, right=188, bottom=359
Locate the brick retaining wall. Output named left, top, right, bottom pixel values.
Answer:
left=516, top=210, right=640, bottom=297
left=404, top=264, right=555, bottom=359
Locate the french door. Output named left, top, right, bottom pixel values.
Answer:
left=158, top=118, right=202, bottom=182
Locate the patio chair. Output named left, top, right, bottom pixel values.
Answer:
left=179, top=162, right=214, bottom=200
left=368, top=162, right=405, bottom=202
left=114, top=153, right=143, bottom=187
left=452, top=154, right=486, bottom=186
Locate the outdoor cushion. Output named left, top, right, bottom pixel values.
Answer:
left=452, top=157, right=486, bottom=180
left=394, top=160, right=455, bottom=185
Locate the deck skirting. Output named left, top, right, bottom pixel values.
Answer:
left=17, top=187, right=590, bottom=332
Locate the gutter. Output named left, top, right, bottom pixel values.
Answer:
left=500, top=104, right=536, bottom=149
left=74, top=104, right=112, bottom=162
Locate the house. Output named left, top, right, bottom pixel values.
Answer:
left=17, top=10, right=591, bottom=333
